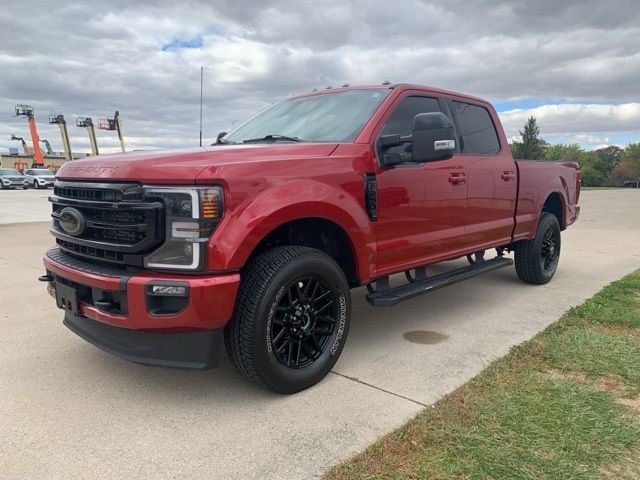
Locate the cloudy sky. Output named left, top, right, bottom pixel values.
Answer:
left=1, top=0, right=639, bottom=155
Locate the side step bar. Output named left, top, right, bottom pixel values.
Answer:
left=366, top=256, right=514, bottom=307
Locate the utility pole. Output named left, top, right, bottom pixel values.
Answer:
left=199, top=66, right=203, bottom=147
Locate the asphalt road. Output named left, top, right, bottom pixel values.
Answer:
left=1, top=189, right=639, bottom=479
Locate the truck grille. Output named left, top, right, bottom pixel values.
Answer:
left=50, top=181, right=164, bottom=266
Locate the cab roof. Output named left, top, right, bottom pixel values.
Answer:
left=290, top=83, right=489, bottom=105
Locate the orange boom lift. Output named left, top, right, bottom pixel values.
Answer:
left=15, top=105, right=44, bottom=167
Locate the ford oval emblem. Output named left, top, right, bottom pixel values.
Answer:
left=59, top=207, right=86, bottom=236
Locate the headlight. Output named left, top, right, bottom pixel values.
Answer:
left=142, top=186, right=223, bottom=270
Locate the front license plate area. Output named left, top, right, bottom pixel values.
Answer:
left=56, top=282, right=79, bottom=315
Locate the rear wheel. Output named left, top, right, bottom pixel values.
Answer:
left=225, top=246, right=351, bottom=393
left=514, top=212, right=561, bottom=284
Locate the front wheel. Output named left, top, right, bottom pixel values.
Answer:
left=225, top=246, right=351, bottom=393
left=514, top=212, right=561, bottom=284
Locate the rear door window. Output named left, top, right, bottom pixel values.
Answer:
left=451, top=101, right=500, bottom=155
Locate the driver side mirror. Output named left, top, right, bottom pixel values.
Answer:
left=214, top=131, right=228, bottom=145
left=378, top=112, right=456, bottom=167
left=411, top=112, right=456, bottom=162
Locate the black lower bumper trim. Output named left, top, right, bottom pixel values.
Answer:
left=63, top=312, right=222, bottom=370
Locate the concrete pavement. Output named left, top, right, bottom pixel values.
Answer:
left=1, top=189, right=639, bottom=479
left=0, top=188, right=52, bottom=224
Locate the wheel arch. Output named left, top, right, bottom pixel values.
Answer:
left=207, top=180, right=375, bottom=284
left=248, top=217, right=361, bottom=286
left=541, top=191, right=566, bottom=229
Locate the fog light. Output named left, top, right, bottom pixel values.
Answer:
left=146, top=282, right=189, bottom=316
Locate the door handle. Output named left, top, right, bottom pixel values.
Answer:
left=501, top=171, right=516, bottom=181
left=449, top=173, right=467, bottom=185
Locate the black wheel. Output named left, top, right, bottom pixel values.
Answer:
left=225, top=246, right=351, bottom=393
left=23, top=184, right=29, bottom=190
left=34, top=181, right=40, bottom=189
left=514, top=212, right=561, bottom=284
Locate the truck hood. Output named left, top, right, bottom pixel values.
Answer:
left=55, top=143, right=338, bottom=184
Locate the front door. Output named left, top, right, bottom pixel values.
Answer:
left=373, top=94, right=469, bottom=276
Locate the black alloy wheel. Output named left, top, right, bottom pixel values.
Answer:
left=514, top=212, right=561, bottom=284
left=270, top=275, right=337, bottom=369
left=540, top=225, right=560, bottom=274
left=225, top=246, right=351, bottom=393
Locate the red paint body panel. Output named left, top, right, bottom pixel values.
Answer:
left=43, top=253, right=240, bottom=330
left=49, top=84, right=580, bottom=334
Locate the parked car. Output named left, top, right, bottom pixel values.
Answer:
left=41, top=83, right=581, bottom=393
left=0, top=168, right=29, bottom=190
left=23, top=168, right=56, bottom=189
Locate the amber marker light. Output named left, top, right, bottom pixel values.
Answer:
left=201, top=188, right=220, bottom=219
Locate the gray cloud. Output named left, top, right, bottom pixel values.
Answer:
left=1, top=0, right=638, bottom=154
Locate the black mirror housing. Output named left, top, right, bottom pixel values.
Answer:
left=214, top=131, right=228, bottom=145
left=412, top=112, right=456, bottom=162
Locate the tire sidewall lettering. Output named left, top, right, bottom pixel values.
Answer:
left=330, top=294, right=347, bottom=355
left=265, top=285, right=285, bottom=353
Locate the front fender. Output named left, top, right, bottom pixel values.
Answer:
left=207, top=180, right=376, bottom=281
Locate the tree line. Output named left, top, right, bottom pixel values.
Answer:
left=509, top=117, right=640, bottom=187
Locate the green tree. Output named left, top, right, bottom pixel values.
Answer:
left=510, top=117, right=546, bottom=160
left=546, top=144, right=584, bottom=162
left=594, top=145, right=623, bottom=173
left=544, top=143, right=605, bottom=186
left=620, top=142, right=640, bottom=179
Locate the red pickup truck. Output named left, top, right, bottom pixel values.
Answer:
left=41, top=84, right=580, bottom=393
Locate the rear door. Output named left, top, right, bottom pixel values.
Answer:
left=373, top=93, right=469, bottom=275
left=448, top=99, right=517, bottom=250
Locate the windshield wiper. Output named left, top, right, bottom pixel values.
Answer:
left=242, top=134, right=304, bottom=144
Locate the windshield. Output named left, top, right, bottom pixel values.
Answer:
left=31, top=169, right=53, bottom=176
left=223, top=89, right=390, bottom=144
left=0, top=169, right=21, bottom=175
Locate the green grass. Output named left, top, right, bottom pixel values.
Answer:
left=326, top=270, right=640, bottom=480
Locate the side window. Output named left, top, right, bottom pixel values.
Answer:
left=380, top=96, right=441, bottom=136
left=451, top=101, right=500, bottom=155
left=25, top=170, right=32, bottom=175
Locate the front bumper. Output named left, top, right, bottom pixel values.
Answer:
left=2, top=179, right=27, bottom=188
left=42, top=247, right=241, bottom=369
left=64, top=310, right=223, bottom=369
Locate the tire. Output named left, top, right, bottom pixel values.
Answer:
left=23, top=184, right=29, bottom=190
left=225, top=246, right=351, bottom=393
left=514, top=212, right=561, bottom=285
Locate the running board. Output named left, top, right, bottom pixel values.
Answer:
left=366, top=256, right=513, bottom=307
